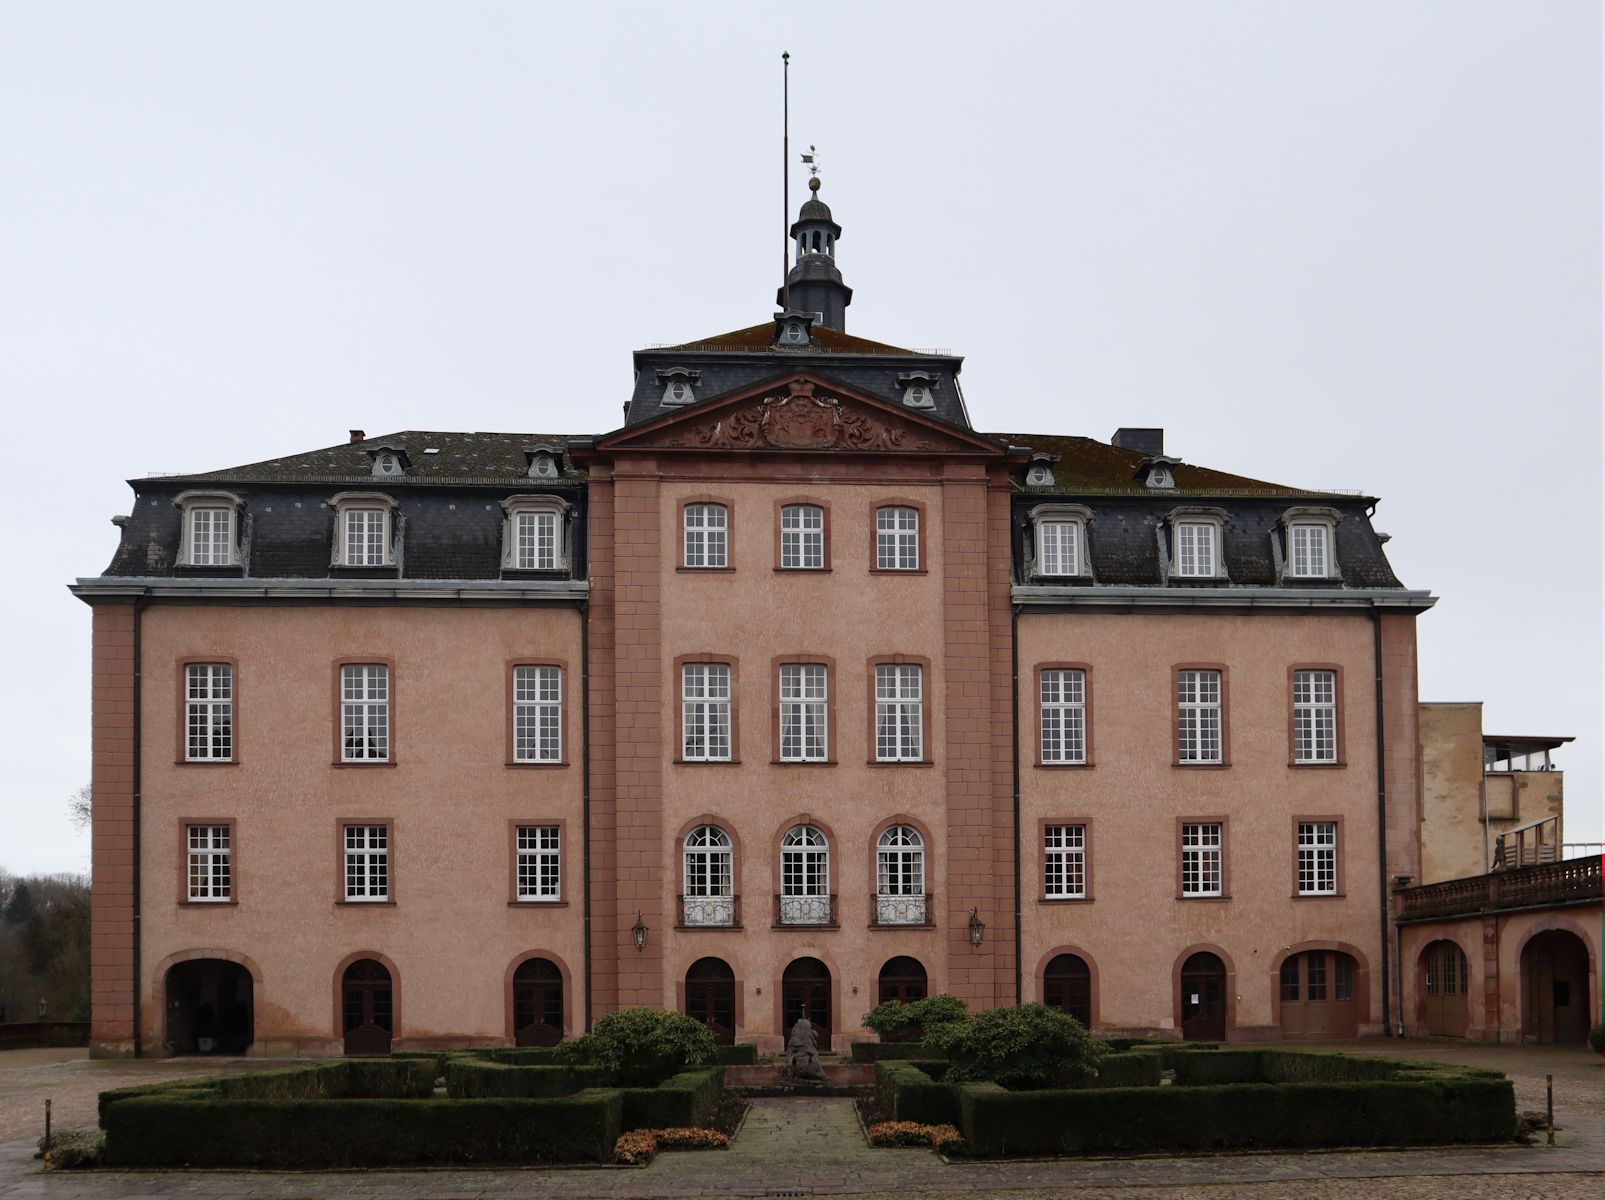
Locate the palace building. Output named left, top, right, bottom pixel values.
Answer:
left=74, top=179, right=1599, bottom=1057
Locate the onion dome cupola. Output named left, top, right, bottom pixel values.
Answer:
left=776, top=176, right=853, bottom=331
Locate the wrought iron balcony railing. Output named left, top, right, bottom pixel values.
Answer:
left=871, top=891, right=932, bottom=927
left=678, top=894, right=739, bottom=928
left=1397, top=857, right=1601, bottom=923
left=774, top=892, right=837, bottom=927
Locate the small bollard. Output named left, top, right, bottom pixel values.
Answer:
left=1546, top=1073, right=1554, bottom=1146
left=43, top=1098, right=52, bottom=1170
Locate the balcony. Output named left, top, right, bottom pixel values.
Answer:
left=1397, top=857, right=1601, bottom=923
left=678, top=894, right=739, bottom=929
left=871, top=891, right=933, bottom=927
left=774, top=893, right=837, bottom=928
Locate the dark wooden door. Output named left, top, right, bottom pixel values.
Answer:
left=1421, top=941, right=1469, bottom=1038
left=877, top=956, right=928, bottom=1005
left=1279, top=951, right=1359, bottom=1039
left=782, top=957, right=831, bottom=1049
left=1523, top=931, right=1591, bottom=1044
left=342, top=959, right=393, bottom=1055
left=513, top=958, right=564, bottom=1047
left=1179, top=952, right=1226, bottom=1041
left=684, top=958, right=736, bottom=1045
left=1043, top=954, right=1092, bottom=1028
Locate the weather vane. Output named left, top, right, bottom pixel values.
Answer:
left=801, top=144, right=820, bottom=181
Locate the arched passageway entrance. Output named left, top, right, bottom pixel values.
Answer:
left=512, top=958, right=564, bottom=1046
left=341, top=958, right=393, bottom=1055
left=1278, top=950, right=1360, bottom=1039
left=1522, top=930, right=1591, bottom=1044
left=1179, top=952, right=1226, bottom=1041
left=684, top=957, right=736, bottom=1045
left=782, top=957, right=831, bottom=1048
left=1043, top=954, right=1092, bottom=1028
left=1420, top=940, right=1470, bottom=1037
left=164, top=959, right=253, bottom=1054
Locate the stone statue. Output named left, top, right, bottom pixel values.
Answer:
left=782, top=1014, right=827, bottom=1083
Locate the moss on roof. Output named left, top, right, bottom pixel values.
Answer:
left=661, top=322, right=919, bottom=356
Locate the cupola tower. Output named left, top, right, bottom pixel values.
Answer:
left=777, top=177, right=853, bottom=331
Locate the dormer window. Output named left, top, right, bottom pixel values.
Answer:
left=774, top=311, right=815, bottom=347
left=657, top=368, right=701, bottom=407
left=502, top=496, right=570, bottom=573
left=1029, top=504, right=1091, bottom=578
left=329, top=492, right=398, bottom=568
left=781, top=321, right=808, bottom=345
left=1025, top=454, right=1058, bottom=488
left=1280, top=507, right=1342, bottom=579
left=896, top=371, right=938, bottom=409
left=1167, top=509, right=1227, bottom=580
left=1145, top=465, right=1174, bottom=489
left=175, top=490, right=244, bottom=567
left=1138, top=456, right=1180, bottom=490
left=364, top=446, right=410, bottom=478
left=523, top=446, right=562, bottom=479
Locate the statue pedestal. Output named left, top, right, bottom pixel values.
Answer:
left=723, top=1063, right=875, bottom=1095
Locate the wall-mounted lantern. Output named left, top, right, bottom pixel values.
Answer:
left=630, top=912, right=648, bottom=952
left=967, top=908, right=985, bottom=947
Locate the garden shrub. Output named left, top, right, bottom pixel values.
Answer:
left=851, top=1041, right=942, bottom=1063
left=929, top=1003, right=1101, bottom=1089
left=557, top=1008, right=716, bottom=1087
left=862, top=994, right=968, bottom=1042
left=444, top=1060, right=604, bottom=1098
left=1170, top=1048, right=1264, bottom=1086
left=874, top=1061, right=961, bottom=1125
left=101, top=1091, right=625, bottom=1167
left=620, top=1067, right=723, bottom=1130
left=614, top=1129, right=657, bottom=1164
left=1090, top=1050, right=1162, bottom=1088
left=469, top=1046, right=564, bottom=1066
left=39, top=1129, right=104, bottom=1169
left=654, top=1126, right=730, bottom=1150
left=710, top=1042, right=759, bottom=1066
left=865, top=1120, right=960, bottom=1148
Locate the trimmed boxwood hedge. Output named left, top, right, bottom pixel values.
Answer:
left=102, top=1091, right=624, bottom=1167
left=875, top=1061, right=961, bottom=1125
left=852, top=1041, right=943, bottom=1063
left=444, top=1060, right=605, bottom=1098
left=620, top=1067, right=723, bottom=1130
left=710, top=1043, right=759, bottom=1066
left=1091, top=1051, right=1163, bottom=1088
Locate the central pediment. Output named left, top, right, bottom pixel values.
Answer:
left=599, top=374, right=1003, bottom=456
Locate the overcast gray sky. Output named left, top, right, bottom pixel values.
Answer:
left=2, top=1, right=1598, bottom=875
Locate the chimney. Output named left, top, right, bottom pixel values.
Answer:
left=1112, top=427, right=1164, bottom=456
left=349, top=429, right=365, bottom=444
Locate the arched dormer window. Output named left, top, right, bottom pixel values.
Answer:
left=1029, top=504, right=1092, bottom=579
left=174, top=490, right=245, bottom=568
left=502, top=495, right=570, bottom=573
left=329, top=492, right=399, bottom=568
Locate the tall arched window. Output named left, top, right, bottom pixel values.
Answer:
left=875, top=825, right=927, bottom=925
left=682, top=826, right=734, bottom=927
left=779, top=825, right=832, bottom=926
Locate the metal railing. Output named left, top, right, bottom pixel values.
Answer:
left=1397, top=857, right=1601, bottom=922
left=1563, top=843, right=1603, bottom=861
left=774, top=892, right=837, bottom=927
left=678, top=894, right=739, bottom=928
left=871, top=891, right=932, bottom=927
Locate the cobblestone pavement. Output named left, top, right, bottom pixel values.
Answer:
left=0, top=1042, right=1598, bottom=1199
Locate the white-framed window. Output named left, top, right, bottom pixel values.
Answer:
left=1173, top=521, right=1218, bottom=577
left=875, top=506, right=920, bottom=571
left=1039, top=669, right=1087, bottom=764
left=186, top=824, right=231, bottom=901
left=681, top=663, right=732, bottom=761
left=1289, top=523, right=1330, bottom=578
left=1043, top=824, right=1087, bottom=899
left=1181, top=823, right=1223, bottom=897
left=501, top=496, right=569, bottom=572
left=779, top=664, right=827, bottom=762
left=515, top=825, right=561, bottom=901
left=513, top=665, right=562, bottom=763
left=185, top=663, right=234, bottom=762
left=343, top=824, right=389, bottom=901
left=874, top=664, right=924, bottom=762
left=779, top=825, right=831, bottom=924
left=1297, top=821, right=1338, bottom=896
left=175, top=491, right=244, bottom=567
left=1293, top=670, right=1338, bottom=764
left=779, top=504, right=824, bottom=569
left=1176, top=669, right=1223, bottom=764
left=683, top=825, right=733, bottom=898
left=876, top=825, right=927, bottom=925
left=1037, top=520, right=1080, bottom=576
left=340, top=664, right=390, bottom=762
left=683, top=504, right=728, bottom=569
left=329, top=492, right=397, bottom=568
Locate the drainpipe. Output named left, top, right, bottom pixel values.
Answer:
left=580, top=601, right=592, bottom=1035
left=1010, top=603, right=1023, bottom=1007
left=1371, top=610, right=1392, bottom=1037
left=132, top=596, right=145, bottom=1057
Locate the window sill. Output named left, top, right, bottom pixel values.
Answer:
left=675, top=923, right=744, bottom=932
left=177, top=759, right=239, bottom=767
left=1176, top=895, right=1232, bottom=902
left=337, top=899, right=395, bottom=906
left=505, top=760, right=570, bottom=770
left=333, top=760, right=399, bottom=768
left=180, top=898, right=238, bottom=907
left=501, top=567, right=571, bottom=577
left=676, top=566, right=735, bottom=574
left=673, top=758, right=743, bottom=766
left=772, top=567, right=832, bottom=574
left=330, top=565, right=399, bottom=574
left=868, top=922, right=937, bottom=931
left=1173, top=762, right=1230, bottom=770
left=1039, top=896, right=1093, bottom=904
left=509, top=899, right=570, bottom=907
left=772, top=923, right=840, bottom=932
left=1291, top=892, right=1345, bottom=900
left=175, top=564, right=244, bottom=575
left=866, top=760, right=935, bottom=768
left=1036, top=761, right=1094, bottom=770
left=770, top=759, right=837, bottom=767
left=1288, top=761, right=1347, bottom=770
left=868, top=568, right=928, bottom=576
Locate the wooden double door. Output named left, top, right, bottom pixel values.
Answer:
left=342, top=959, right=393, bottom=1056
left=513, top=958, right=564, bottom=1047
left=782, top=957, right=831, bottom=1048
left=1278, top=950, right=1359, bottom=1039
left=684, top=957, right=736, bottom=1045
left=1421, top=940, right=1469, bottom=1038
left=1179, top=952, right=1226, bottom=1041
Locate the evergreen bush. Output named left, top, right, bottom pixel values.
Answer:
left=928, top=1003, right=1101, bottom=1090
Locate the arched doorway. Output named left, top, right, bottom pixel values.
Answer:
left=1522, top=929, right=1591, bottom=1044
left=684, top=958, right=736, bottom=1045
left=1420, top=940, right=1469, bottom=1038
left=1277, top=949, right=1360, bottom=1038
left=341, top=958, right=393, bottom=1055
left=512, top=958, right=564, bottom=1046
left=877, top=956, right=927, bottom=1005
left=164, top=959, right=253, bottom=1054
left=1179, top=952, right=1227, bottom=1041
left=782, top=957, right=831, bottom=1048
left=1043, top=954, right=1092, bottom=1028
